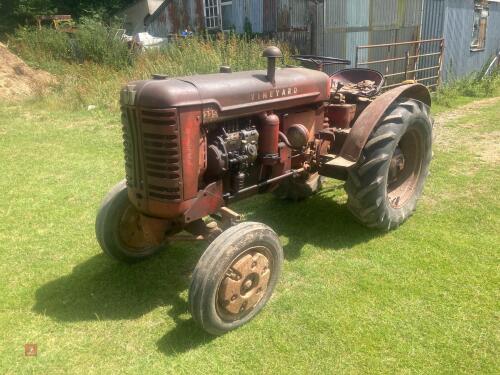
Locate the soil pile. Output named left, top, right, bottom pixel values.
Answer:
left=0, top=42, right=55, bottom=100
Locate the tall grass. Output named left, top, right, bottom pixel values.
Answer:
left=8, top=25, right=294, bottom=111
left=433, top=69, right=500, bottom=108
left=135, top=35, right=285, bottom=78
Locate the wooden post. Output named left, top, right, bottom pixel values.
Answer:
left=404, top=51, right=410, bottom=80
left=437, top=39, right=445, bottom=87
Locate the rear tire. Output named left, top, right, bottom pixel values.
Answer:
left=345, top=99, right=432, bottom=230
left=274, top=172, right=323, bottom=201
left=95, top=180, right=166, bottom=263
left=189, top=222, right=283, bottom=335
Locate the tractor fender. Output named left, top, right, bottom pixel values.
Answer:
left=337, top=83, right=431, bottom=166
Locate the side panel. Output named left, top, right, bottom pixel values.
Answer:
left=178, top=107, right=203, bottom=201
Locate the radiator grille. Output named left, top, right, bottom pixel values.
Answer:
left=121, top=107, right=182, bottom=202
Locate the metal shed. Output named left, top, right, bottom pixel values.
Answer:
left=421, top=0, right=500, bottom=82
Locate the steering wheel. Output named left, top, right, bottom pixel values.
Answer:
left=291, top=55, right=351, bottom=70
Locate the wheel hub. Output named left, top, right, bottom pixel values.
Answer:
left=218, top=248, right=271, bottom=317
left=388, top=147, right=405, bottom=185
left=387, top=128, right=423, bottom=209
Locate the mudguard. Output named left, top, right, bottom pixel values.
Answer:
left=332, top=83, right=431, bottom=167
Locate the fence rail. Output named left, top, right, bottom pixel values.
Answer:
left=355, top=38, right=445, bottom=90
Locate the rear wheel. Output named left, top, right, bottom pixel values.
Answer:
left=274, top=172, right=323, bottom=201
left=95, top=180, right=167, bottom=263
left=189, top=222, right=283, bottom=335
left=345, top=99, right=432, bottom=230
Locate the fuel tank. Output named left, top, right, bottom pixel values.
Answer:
left=121, top=67, right=331, bottom=122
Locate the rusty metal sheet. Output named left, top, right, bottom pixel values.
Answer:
left=183, top=181, right=224, bottom=223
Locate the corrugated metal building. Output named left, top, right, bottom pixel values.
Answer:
left=145, top=0, right=314, bottom=53
left=138, top=0, right=499, bottom=83
left=421, top=0, right=500, bottom=81
left=143, top=0, right=425, bottom=79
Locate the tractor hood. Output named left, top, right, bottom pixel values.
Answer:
left=121, top=67, right=330, bottom=121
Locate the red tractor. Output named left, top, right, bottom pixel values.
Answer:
left=96, top=46, right=432, bottom=335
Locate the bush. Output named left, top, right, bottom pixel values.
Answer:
left=72, top=17, right=131, bottom=68
left=11, top=26, right=73, bottom=63
left=10, top=18, right=130, bottom=69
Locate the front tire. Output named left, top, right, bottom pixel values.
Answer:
left=189, top=222, right=283, bottom=335
left=95, top=180, right=166, bottom=263
left=345, top=99, right=432, bottom=230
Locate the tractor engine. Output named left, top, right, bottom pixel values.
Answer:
left=204, top=118, right=260, bottom=193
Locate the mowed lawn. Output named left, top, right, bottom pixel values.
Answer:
left=0, top=97, right=498, bottom=374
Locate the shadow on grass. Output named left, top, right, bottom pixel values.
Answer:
left=32, top=241, right=217, bottom=354
left=239, top=186, right=382, bottom=261
left=33, top=187, right=383, bottom=356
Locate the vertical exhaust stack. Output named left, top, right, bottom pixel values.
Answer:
left=262, top=46, right=282, bottom=85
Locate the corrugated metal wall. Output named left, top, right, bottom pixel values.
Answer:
left=265, top=0, right=314, bottom=53
left=147, top=0, right=266, bottom=36
left=316, top=0, right=424, bottom=78
left=263, top=0, right=277, bottom=32
left=231, top=0, right=263, bottom=33
left=421, top=0, right=500, bottom=82
left=439, top=0, right=500, bottom=81
left=146, top=0, right=204, bottom=36
left=418, top=0, right=445, bottom=83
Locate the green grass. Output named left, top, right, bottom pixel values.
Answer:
left=0, top=94, right=499, bottom=373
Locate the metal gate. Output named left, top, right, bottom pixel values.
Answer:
left=354, top=38, right=445, bottom=89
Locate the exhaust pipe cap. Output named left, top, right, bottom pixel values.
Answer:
left=263, top=46, right=282, bottom=84
left=262, top=46, right=283, bottom=59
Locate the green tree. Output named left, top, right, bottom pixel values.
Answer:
left=0, top=0, right=135, bottom=34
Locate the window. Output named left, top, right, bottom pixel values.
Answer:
left=471, top=0, right=489, bottom=51
left=204, top=0, right=220, bottom=29
left=204, top=0, right=233, bottom=30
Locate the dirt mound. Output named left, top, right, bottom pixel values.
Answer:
left=0, top=42, right=55, bottom=101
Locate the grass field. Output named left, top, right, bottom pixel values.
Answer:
left=0, top=95, right=499, bottom=374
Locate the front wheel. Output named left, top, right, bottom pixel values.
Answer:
left=95, top=180, right=167, bottom=263
left=345, top=99, right=432, bottom=230
left=189, top=222, right=283, bottom=335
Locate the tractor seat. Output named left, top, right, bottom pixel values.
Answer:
left=330, top=68, right=385, bottom=97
